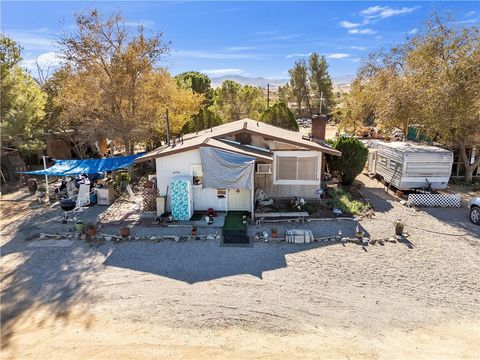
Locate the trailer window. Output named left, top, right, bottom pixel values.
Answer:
left=389, top=160, right=400, bottom=170
left=378, top=155, right=387, bottom=166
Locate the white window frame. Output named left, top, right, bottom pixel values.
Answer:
left=191, top=164, right=203, bottom=187
left=273, top=151, right=321, bottom=185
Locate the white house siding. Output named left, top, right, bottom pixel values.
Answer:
left=155, top=149, right=250, bottom=212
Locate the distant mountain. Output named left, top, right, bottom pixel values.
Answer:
left=210, top=74, right=355, bottom=89
left=332, top=74, right=355, bottom=85
left=210, top=75, right=287, bottom=89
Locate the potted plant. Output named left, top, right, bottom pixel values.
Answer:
left=120, top=227, right=130, bottom=238
left=85, top=223, right=97, bottom=238
left=355, top=231, right=365, bottom=239
left=191, top=226, right=197, bottom=236
left=75, top=221, right=84, bottom=232
left=271, top=227, right=278, bottom=238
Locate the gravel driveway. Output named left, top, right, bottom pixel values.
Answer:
left=1, top=176, right=479, bottom=359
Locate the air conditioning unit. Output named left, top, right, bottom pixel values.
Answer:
left=256, top=163, right=272, bottom=174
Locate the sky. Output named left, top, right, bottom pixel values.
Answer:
left=1, top=1, right=478, bottom=81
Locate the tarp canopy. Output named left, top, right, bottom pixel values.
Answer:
left=199, top=147, right=255, bottom=189
left=20, top=153, right=143, bottom=176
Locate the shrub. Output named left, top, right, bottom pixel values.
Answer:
left=327, top=187, right=368, bottom=215
left=326, top=136, right=368, bottom=185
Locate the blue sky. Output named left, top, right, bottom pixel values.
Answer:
left=1, top=1, right=478, bottom=80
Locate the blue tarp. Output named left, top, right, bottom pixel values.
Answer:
left=21, top=153, right=144, bottom=176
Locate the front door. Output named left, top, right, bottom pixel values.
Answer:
left=228, top=189, right=250, bottom=211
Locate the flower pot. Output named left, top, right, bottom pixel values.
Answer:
left=75, top=222, right=84, bottom=232
left=271, top=232, right=278, bottom=238
left=192, top=229, right=197, bottom=236
left=86, top=227, right=97, bottom=238
left=120, top=227, right=130, bottom=238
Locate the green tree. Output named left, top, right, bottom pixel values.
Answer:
left=0, top=35, right=46, bottom=154
left=308, top=52, right=335, bottom=114
left=335, top=79, right=374, bottom=134
left=277, top=83, right=292, bottom=104
left=175, top=71, right=213, bottom=105
left=326, top=136, right=368, bottom=185
left=260, top=102, right=298, bottom=131
left=181, top=107, right=223, bottom=134
left=288, top=59, right=310, bottom=115
left=212, top=80, right=266, bottom=122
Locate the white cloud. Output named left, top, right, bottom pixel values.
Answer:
left=200, top=68, right=243, bottom=76
left=21, top=51, right=63, bottom=72
left=360, top=6, right=419, bottom=20
left=456, top=18, right=479, bottom=24
left=174, top=50, right=260, bottom=60
left=124, top=20, right=155, bottom=28
left=286, top=52, right=311, bottom=58
left=466, top=11, right=476, bottom=17
left=408, top=28, right=418, bottom=35
left=352, top=58, right=362, bottom=63
left=327, top=53, right=350, bottom=59
left=350, top=46, right=367, bottom=51
left=348, top=28, right=377, bottom=35
left=4, top=30, right=56, bottom=51
left=340, top=20, right=364, bottom=29
left=225, top=46, right=257, bottom=51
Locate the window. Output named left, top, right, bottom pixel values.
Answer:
left=256, top=163, right=272, bottom=174
left=378, top=155, right=387, bottom=166
left=191, top=165, right=203, bottom=186
left=389, top=160, right=399, bottom=170
left=275, top=154, right=318, bottom=184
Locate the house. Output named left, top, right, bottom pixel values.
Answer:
left=136, top=118, right=341, bottom=218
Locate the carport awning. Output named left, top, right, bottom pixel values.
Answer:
left=199, top=147, right=254, bottom=189
left=20, top=153, right=144, bottom=176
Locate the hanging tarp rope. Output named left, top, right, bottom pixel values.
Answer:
left=199, top=147, right=254, bottom=189
left=20, top=153, right=144, bottom=176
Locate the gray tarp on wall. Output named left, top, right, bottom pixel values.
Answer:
left=199, top=147, right=255, bottom=189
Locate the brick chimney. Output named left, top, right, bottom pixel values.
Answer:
left=311, top=114, right=327, bottom=142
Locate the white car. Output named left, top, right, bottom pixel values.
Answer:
left=469, top=197, right=480, bottom=225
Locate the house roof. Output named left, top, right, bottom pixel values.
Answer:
left=136, top=118, right=341, bottom=162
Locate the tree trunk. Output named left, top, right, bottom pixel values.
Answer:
left=459, top=142, right=480, bottom=184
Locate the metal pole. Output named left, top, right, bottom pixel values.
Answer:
left=42, top=155, right=49, bottom=202
left=165, top=109, right=170, bottom=145
left=267, top=83, right=270, bottom=108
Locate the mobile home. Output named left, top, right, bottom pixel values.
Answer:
left=366, top=141, right=453, bottom=190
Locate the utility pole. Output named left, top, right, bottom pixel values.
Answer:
left=267, top=83, right=270, bottom=108
left=165, top=109, right=171, bottom=145
left=319, top=91, right=325, bottom=114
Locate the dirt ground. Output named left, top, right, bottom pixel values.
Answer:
left=1, top=175, right=480, bottom=359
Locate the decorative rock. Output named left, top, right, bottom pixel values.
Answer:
left=105, top=236, right=112, bottom=241
left=206, top=235, right=215, bottom=240
left=150, top=236, right=157, bottom=241
left=80, top=233, right=87, bottom=240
